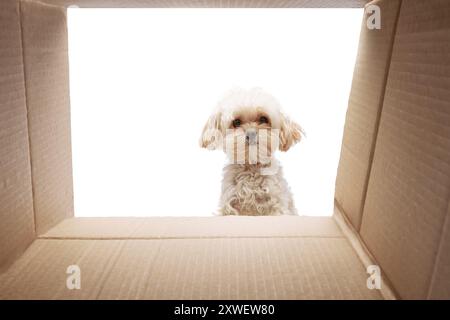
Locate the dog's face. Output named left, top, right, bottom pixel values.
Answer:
left=200, top=88, right=303, bottom=164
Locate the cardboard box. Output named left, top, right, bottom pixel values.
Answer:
left=0, top=0, right=449, bottom=300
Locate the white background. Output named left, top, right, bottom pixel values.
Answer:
left=68, top=8, right=363, bottom=217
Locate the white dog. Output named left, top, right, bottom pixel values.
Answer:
left=200, top=88, right=303, bottom=216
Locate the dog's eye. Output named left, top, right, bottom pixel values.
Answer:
left=259, top=116, right=269, bottom=124
left=232, top=119, right=241, bottom=128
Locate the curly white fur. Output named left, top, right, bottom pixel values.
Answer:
left=200, top=87, right=303, bottom=216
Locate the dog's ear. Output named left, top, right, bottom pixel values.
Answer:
left=279, top=113, right=304, bottom=152
left=200, top=111, right=223, bottom=150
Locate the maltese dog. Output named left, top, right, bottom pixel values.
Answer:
left=200, top=87, right=303, bottom=216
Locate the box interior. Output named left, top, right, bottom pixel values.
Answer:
left=0, top=0, right=449, bottom=300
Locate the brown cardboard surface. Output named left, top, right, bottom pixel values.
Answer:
left=333, top=205, right=397, bottom=299
left=41, top=216, right=343, bottom=239
left=0, top=0, right=35, bottom=270
left=0, top=239, right=123, bottom=299
left=334, top=0, right=401, bottom=231
left=39, top=0, right=369, bottom=8
left=0, top=237, right=382, bottom=299
left=20, top=0, right=74, bottom=235
left=428, top=204, right=450, bottom=299
left=360, top=0, right=450, bottom=299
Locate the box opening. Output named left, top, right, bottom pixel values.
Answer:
left=68, top=8, right=363, bottom=217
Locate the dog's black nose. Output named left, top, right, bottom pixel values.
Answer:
left=245, top=130, right=257, bottom=145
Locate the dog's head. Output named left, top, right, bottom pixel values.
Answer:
left=200, top=87, right=304, bottom=164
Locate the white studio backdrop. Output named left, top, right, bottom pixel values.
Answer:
left=68, top=8, right=363, bottom=217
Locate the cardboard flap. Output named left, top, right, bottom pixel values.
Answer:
left=360, top=0, right=450, bottom=299
left=335, top=0, right=401, bottom=231
left=0, top=0, right=35, bottom=271
left=0, top=237, right=382, bottom=299
left=20, top=0, right=74, bottom=235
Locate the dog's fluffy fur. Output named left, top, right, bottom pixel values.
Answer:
left=200, top=87, right=303, bottom=216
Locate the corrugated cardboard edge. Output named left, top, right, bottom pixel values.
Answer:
left=333, top=202, right=398, bottom=300
left=40, top=0, right=369, bottom=9
left=39, top=216, right=344, bottom=239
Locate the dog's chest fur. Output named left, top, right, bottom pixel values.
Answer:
left=220, top=163, right=292, bottom=216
